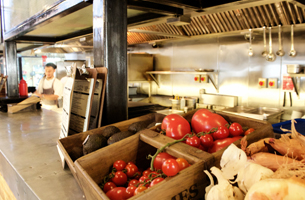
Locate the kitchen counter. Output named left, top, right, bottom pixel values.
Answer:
left=0, top=108, right=84, bottom=200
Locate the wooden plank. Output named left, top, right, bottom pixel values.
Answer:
left=0, top=172, right=16, bottom=200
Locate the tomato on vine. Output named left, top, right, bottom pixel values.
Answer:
left=153, top=152, right=175, bottom=170
left=186, top=135, right=201, bottom=148
left=125, top=163, right=139, bottom=178
left=125, top=186, right=136, bottom=198
left=128, top=179, right=139, bottom=187
left=112, top=171, right=127, bottom=186
left=103, top=182, right=116, bottom=193
left=149, top=177, right=164, bottom=187
left=162, top=158, right=180, bottom=177
left=229, top=122, right=244, bottom=137
left=113, top=160, right=127, bottom=171
left=134, top=186, right=147, bottom=195
left=212, top=125, right=229, bottom=140
left=176, top=158, right=189, bottom=171
left=244, top=128, right=255, bottom=135
left=199, top=134, right=214, bottom=148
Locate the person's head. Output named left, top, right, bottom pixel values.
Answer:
left=44, top=63, right=57, bottom=79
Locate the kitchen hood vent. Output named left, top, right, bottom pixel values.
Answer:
left=127, top=1, right=305, bottom=44
left=166, top=15, right=191, bottom=26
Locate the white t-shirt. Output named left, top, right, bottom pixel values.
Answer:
left=37, top=77, right=63, bottom=98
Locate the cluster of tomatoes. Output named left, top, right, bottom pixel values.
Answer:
left=103, top=153, right=190, bottom=200
left=161, top=109, right=255, bottom=153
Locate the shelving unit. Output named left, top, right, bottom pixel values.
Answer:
left=146, top=71, right=219, bottom=91
left=288, top=73, right=305, bottom=77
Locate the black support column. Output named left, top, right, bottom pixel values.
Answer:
left=93, top=0, right=128, bottom=125
left=4, top=41, right=19, bottom=97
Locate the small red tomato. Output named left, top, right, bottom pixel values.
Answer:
left=113, top=160, right=127, bottom=171
left=134, top=186, right=147, bottom=195
left=103, top=182, right=116, bottom=193
left=186, top=135, right=201, bottom=148
left=153, top=152, right=175, bottom=170
left=229, top=123, right=244, bottom=137
left=112, top=171, right=128, bottom=186
left=198, top=144, right=207, bottom=151
left=125, top=163, right=139, bottom=178
left=244, top=128, right=255, bottom=135
left=176, top=158, right=189, bottom=171
left=162, top=158, right=180, bottom=177
left=125, top=186, right=137, bottom=198
left=199, top=134, right=214, bottom=148
left=106, top=187, right=127, bottom=200
left=150, top=177, right=164, bottom=187
left=142, top=169, right=152, bottom=177
left=128, top=179, right=139, bottom=187
left=127, top=161, right=135, bottom=165
left=139, top=176, right=149, bottom=183
left=212, top=126, right=230, bottom=140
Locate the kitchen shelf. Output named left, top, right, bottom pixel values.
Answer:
left=288, top=73, right=305, bottom=77
left=146, top=71, right=219, bottom=91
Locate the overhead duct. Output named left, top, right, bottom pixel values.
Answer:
left=166, top=14, right=191, bottom=26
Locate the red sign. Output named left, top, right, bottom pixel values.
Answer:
left=282, top=75, right=294, bottom=91
left=42, top=55, right=47, bottom=66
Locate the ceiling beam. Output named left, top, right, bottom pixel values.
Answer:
left=127, top=0, right=183, bottom=15
left=3, top=0, right=92, bottom=42
left=141, top=0, right=203, bottom=9
left=15, top=36, right=56, bottom=44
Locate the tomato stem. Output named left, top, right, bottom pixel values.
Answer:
left=149, top=133, right=193, bottom=171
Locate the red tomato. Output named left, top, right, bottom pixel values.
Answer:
left=245, top=128, right=255, bottom=135
left=208, top=136, right=242, bottom=153
left=128, top=179, right=139, bottom=187
left=176, top=158, right=189, bottom=171
left=125, top=186, right=137, bottom=198
left=106, top=187, right=127, bottom=200
left=153, top=152, right=175, bottom=170
left=186, top=135, right=201, bottom=148
left=199, top=134, right=214, bottom=148
left=138, top=175, right=149, bottom=186
left=125, top=164, right=139, bottom=178
left=212, top=126, right=229, bottom=140
left=198, top=144, right=207, bottom=151
left=127, top=161, right=135, bottom=165
left=134, top=186, right=147, bottom=195
left=103, top=182, right=116, bottom=193
left=150, top=177, right=164, bottom=187
left=229, top=122, right=244, bottom=137
left=149, top=171, right=158, bottom=178
left=161, top=114, right=191, bottom=140
left=162, top=158, right=180, bottom=177
left=142, top=169, right=152, bottom=177
left=112, top=171, right=128, bottom=186
left=113, top=160, right=127, bottom=171
left=191, top=109, right=228, bottom=134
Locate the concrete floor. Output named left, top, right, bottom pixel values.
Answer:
left=0, top=108, right=84, bottom=200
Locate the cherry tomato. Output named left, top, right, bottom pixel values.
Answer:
left=186, top=135, right=201, bottom=148
left=176, top=158, right=189, bottom=171
left=128, top=179, right=139, bottom=187
left=112, top=171, right=128, bottom=186
left=142, top=169, right=152, bottom=177
left=125, top=163, right=139, bottom=178
left=245, top=128, right=255, bottom=135
left=127, top=161, right=135, bottom=165
left=150, top=177, right=164, bottom=187
left=198, top=144, right=207, bottom=151
left=125, top=186, right=137, bottom=198
left=106, top=187, right=127, bottom=200
left=153, top=152, right=175, bottom=170
left=134, top=186, right=147, bottom=195
left=148, top=171, right=158, bottom=178
left=208, top=136, right=242, bottom=153
left=191, top=109, right=228, bottom=133
left=199, top=134, right=214, bottom=148
left=229, top=122, right=244, bottom=137
left=113, top=160, right=127, bottom=171
left=103, top=182, right=117, bottom=193
left=162, top=158, right=180, bottom=177
left=212, top=126, right=229, bottom=140
left=161, top=114, right=191, bottom=140
left=138, top=175, right=150, bottom=186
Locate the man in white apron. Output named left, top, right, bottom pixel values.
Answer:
left=34, top=63, right=63, bottom=110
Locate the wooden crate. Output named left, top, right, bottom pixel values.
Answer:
left=182, top=109, right=275, bottom=167
left=57, top=113, right=165, bottom=187
left=74, top=129, right=214, bottom=200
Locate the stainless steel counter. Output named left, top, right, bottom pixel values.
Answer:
left=0, top=108, right=84, bottom=200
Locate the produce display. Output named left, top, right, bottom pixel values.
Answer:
left=100, top=152, right=190, bottom=200
left=160, top=109, right=255, bottom=153
left=204, top=119, right=305, bottom=200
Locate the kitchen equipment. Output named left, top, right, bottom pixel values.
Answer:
left=170, top=99, right=180, bottom=110
left=291, top=110, right=303, bottom=119
left=128, top=86, right=137, bottom=95
left=186, top=97, right=197, bottom=109
left=289, top=25, right=297, bottom=57
left=248, top=29, right=254, bottom=56
left=266, top=27, right=276, bottom=62
left=286, top=64, right=301, bottom=73
left=291, top=77, right=300, bottom=98
left=261, top=26, right=268, bottom=57
left=276, top=25, right=285, bottom=57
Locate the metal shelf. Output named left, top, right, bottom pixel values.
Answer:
left=145, top=71, right=219, bottom=92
